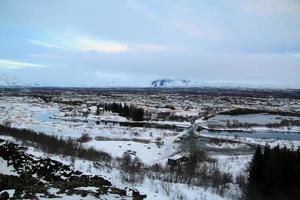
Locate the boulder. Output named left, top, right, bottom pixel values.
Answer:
left=0, top=191, right=9, bottom=200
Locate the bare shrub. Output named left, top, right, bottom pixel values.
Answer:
left=146, top=150, right=233, bottom=194
left=210, top=168, right=232, bottom=196
left=77, top=133, right=92, bottom=143
left=118, top=153, right=145, bottom=184
left=155, top=137, right=164, bottom=148
left=172, top=187, right=187, bottom=200
left=236, top=173, right=247, bottom=198
left=70, top=156, right=76, bottom=167
left=161, top=182, right=172, bottom=196
left=0, top=125, right=112, bottom=162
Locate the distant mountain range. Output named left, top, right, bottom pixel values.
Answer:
left=150, top=78, right=296, bottom=89
left=0, top=73, right=39, bottom=88
left=151, top=79, right=199, bottom=88
left=0, top=74, right=297, bottom=89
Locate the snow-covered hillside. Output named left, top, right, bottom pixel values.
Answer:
left=0, top=73, right=24, bottom=87
left=150, top=78, right=298, bottom=89
left=151, top=79, right=199, bottom=88
left=0, top=73, right=39, bottom=88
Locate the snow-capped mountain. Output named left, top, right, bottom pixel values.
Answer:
left=150, top=78, right=292, bottom=89
left=151, top=78, right=199, bottom=88
left=0, top=73, right=24, bottom=87
left=0, top=73, right=40, bottom=88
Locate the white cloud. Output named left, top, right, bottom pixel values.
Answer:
left=245, top=0, right=300, bottom=16
left=28, top=33, right=182, bottom=53
left=0, top=59, right=45, bottom=69
left=28, top=39, right=62, bottom=49
left=173, top=21, right=203, bottom=37
left=288, top=52, right=300, bottom=57
left=29, top=35, right=129, bottom=53
left=131, top=43, right=184, bottom=51
left=172, top=20, right=224, bottom=40
left=74, top=37, right=129, bottom=53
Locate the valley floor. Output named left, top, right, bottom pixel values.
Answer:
left=0, top=88, right=299, bottom=199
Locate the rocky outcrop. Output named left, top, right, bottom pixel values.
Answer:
left=0, top=140, right=146, bottom=199
left=0, top=191, right=9, bottom=200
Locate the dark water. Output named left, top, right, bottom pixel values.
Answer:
left=179, top=134, right=255, bottom=155
left=179, top=127, right=300, bottom=155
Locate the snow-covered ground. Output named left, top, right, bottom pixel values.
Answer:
left=0, top=97, right=183, bottom=165
left=206, top=142, right=248, bottom=150
left=212, top=155, right=251, bottom=180
left=0, top=139, right=231, bottom=200
left=84, top=140, right=178, bottom=165
left=0, top=157, right=19, bottom=176
left=1, top=92, right=300, bottom=199
left=200, top=132, right=300, bottom=149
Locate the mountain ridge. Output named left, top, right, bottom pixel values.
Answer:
left=0, top=73, right=39, bottom=88
left=151, top=78, right=198, bottom=88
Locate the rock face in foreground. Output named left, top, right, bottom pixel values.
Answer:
left=0, top=139, right=146, bottom=199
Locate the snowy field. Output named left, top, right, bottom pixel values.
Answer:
left=1, top=90, right=300, bottom=199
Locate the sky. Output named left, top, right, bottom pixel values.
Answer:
left=0, top=0, right=300, bottom=88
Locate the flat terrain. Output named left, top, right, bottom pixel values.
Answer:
left=0, top=87, right=299, bottom=199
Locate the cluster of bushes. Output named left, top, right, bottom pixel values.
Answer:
left=114, top=149, right=233, bottom=196
left=1, top=124, right=240, bottom=197
left=220, top=108, right=264, bottom=115
left=0, top=125, right=112, bottom=162
left=112, top=149, right=233, bottom=196
left=77, top=133, right=92, bottom=143
left=266, top=119, right=300, bottom=128
left=164, top=105, right=176, bottom=110
left=97, top=102, right=144, bottom=121
left=246, top=145, right=300, bottom=200
left=221, top=108, right=300, bottom=117
left=117, top=153, right=145, bottom=184
left=156, top=111, right=188, bottom=122
left=148, top=150, right=232, bottom=195
left=210, top=118, right=300, bottom=129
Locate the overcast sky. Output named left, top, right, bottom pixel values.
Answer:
left=0, top=0, right=299, bottom=88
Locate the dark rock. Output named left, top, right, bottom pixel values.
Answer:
left=0, top=191, right=9, bottom=200
left=110, top=187, right=126, bottom=196
left=0, top=140, right=144, bottom=199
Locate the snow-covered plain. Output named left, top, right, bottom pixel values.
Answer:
left=0, top=157, right=19, bottom=176
left=0, top=97, right=183, bottom=165
left=1, top=91, right=300, bottom=199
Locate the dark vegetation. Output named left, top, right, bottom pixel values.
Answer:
left=148, top=150, right=233, bottom=196
left=3, top=87, right=300, bottom=99
left=117, top=153, right=145, bottom=183
left=156, top=111, right=189, bottom=122
left=114, top=149, right=233, bottom=196
left=97, top=102, right=144, bottom=121
left=266, top=119, right=300, bottom=128
left=210, top=119, right=300, bottom=129
left=95, top=136, right=150, bottom=144
left=77, top=133, right=93, bottom=143
left=221, top=108, right=264, bottom=115
left=0, top=125, right=111, bottom=162
left=164, top=105, right=176, bottom=110
left=246, top=145, right=300, bottom=200
left=221, top=108, right=300, bottom=117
